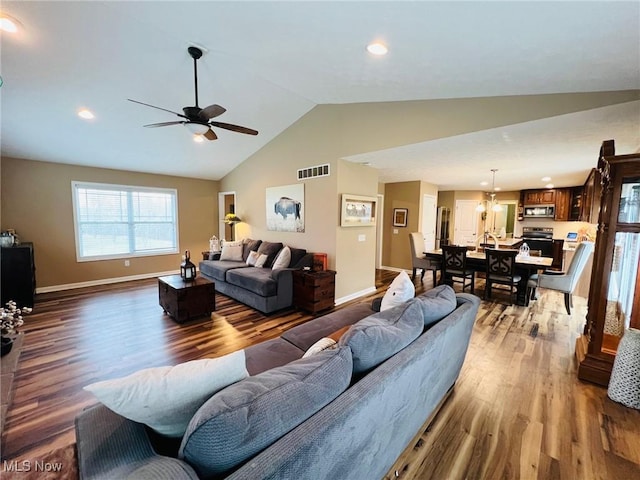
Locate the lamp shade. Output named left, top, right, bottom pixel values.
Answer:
left=184, top=122, right=209, bottom=135
left=224, top=213, right=242, bottom=224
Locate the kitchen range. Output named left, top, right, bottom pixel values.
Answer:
left=521, top=227, right=554, bottom=257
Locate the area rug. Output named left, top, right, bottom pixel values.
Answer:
left=2, top=444, right=78, bottom=480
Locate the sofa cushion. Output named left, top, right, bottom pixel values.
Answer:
left=220, top=242, right=243, bottom=262
left=380, top=271, right=415, bottom=311
left=281, top=302, right=374, bottom=351
left=179, top=347, right=353, bottom=478
left=339, top=299, right=424, bottom=373
left=242, top=239, right=262, bottom=262
left=199, top=260, right=248, bottom=282
left=83, top=351, right=249, bottom=438
left=256, top=241, right=284, bottom=268
left=226, top=267, right=278, bottom=296
left=288, top=247, right=307, bottom=268
left=244, top=337, right=305, bottom=375
left=272, top=246, right=291, bottom=270
left=415, top=284, right=457, bottom=327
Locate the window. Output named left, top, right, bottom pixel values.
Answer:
left=72, top=181, right=178, bottom=261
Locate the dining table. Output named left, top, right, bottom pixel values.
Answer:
left=424, top=248, right=553, bottom=306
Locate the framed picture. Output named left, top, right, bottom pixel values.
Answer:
left=266, top=184, right=305, bottom=232
left=393, top=208, right=408, bottom=227
left=341, top=194, right=377, bottom=227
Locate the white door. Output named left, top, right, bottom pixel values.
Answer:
left=454, top=200, right=479, bottom=246
left=421, top=194, right=437, bottom=250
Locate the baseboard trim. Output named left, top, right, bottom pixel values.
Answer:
left=36, top=270, right=180, bottom=294
left=379, top=266, right=411, bottom=274
left=335, top=286, right=377, bottom=306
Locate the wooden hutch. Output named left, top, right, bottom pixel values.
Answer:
left=576, top=140, right=640, bottom=386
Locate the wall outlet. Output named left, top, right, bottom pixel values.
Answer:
left=358, top=234, right=366, bottom=242
left=124, top=260, right=130, bottom=267
left=393, top=229, right=398, bottom=234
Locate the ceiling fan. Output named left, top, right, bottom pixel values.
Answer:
left=128, top=46, right=258, bottom=141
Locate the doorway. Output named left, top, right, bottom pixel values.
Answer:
left=421, top=194, right=437, bottom=250
left=376, top=194, right=384, bottom=268
left=218, top=191, right=237, bottom=241
left=453, top=200, right=479, bottom=246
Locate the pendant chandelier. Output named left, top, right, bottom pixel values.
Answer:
left=476, top=169, right=502, bottom=212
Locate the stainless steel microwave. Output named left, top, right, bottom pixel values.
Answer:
left=523, top=205, right=555, bottom=218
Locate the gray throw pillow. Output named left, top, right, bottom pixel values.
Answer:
left=256, top=241, right=284, bottom=268
left=339, top=299, right=424, bottom=373
left=288, top=247, right=307, bottom=268
left=179, top=347, right=352, bottom=478
left=415, top=285, right=457, bottom=327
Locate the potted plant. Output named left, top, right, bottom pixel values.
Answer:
left=1, top=301, right=31, bottom=356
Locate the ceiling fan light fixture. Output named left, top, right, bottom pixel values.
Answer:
left=193, top=134, right=204, bottom=143
left=185, top=122, right=209, bottom=135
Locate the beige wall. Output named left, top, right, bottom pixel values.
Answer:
left=382, top=181, right=422, bottom=270
left=0, top=157, right=218, bottom=289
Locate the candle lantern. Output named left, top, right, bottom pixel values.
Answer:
left=180, top=250, right=196, bottom=281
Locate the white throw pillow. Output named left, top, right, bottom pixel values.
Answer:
left=246, top=250, right=260, bottom=266
left=302, top=337, right=337, bottom=358
left=254, top=253, right=269, bottom=268
left=220, top=243, right=243, bottom=262
left=272, top=246, right=291, bottom=270
left=380, top=271, right=415, bottom=311
left=84, top=350, right=249, bottom=437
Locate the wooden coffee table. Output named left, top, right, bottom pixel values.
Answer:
left=158, top=275, right=215, bottom=324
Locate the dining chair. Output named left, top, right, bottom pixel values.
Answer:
left=484, top=248, right=521, bottom=304
left=527, top=241, right=594, bottom=314
left=409, top=232, right=440, bottom=285
left=440, top=245, right=474, bottom=293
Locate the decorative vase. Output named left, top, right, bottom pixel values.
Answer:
left=1, top=336, right=14, bottom=357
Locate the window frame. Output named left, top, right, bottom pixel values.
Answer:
left=71, top=181, right=179, bottom=262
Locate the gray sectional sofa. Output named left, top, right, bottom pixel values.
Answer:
left=75, top=285, right=480, bottom=480
left=199, top=239, right=313, bottom=314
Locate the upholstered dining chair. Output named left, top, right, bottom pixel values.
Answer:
left=527, top=241, right=594, bottom=314
left=484, top=248, right=521, bottom=304
left=440, top=244, right=475, bottom=293
left=408, top=232, right=440, bottom=285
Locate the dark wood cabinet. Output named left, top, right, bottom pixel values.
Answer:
left=523, top=189, right=556, bottom=205
left=554, top=188, right=571, bottom=221
left=580, top=168, right=602, bottom=223
left=293, top=269, right=336, bottom=313
left=577, top=140, right=640, bottom=386
left=551, top=239, right=565, bottom=271
left=1, top=243, right=36, bottom=308
left=569, top=187, right=584, bottom=221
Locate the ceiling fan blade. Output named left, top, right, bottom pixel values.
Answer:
left=143, top=121, right=185, bottom=128
left=209, top=121, right=258, bottom=136
left=199, top=104, right=227, bottom=121
left=128, top=99, right=189, bottom=120
left=203, top=129, right=218, bottom=141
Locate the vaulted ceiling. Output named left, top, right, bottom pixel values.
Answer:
left=1, top=1, right=638, bottom=191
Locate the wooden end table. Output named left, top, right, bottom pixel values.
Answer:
left=292, top=269, right=337, bottom=314
left=158, top=275, right=215, bottom=324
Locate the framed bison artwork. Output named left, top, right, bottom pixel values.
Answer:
left=266, top=184, right=305, bottom=232
left=341, top=194, right=377, bottom=227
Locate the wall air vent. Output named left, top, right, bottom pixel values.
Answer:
left=297, top=164, right=330, bottom=181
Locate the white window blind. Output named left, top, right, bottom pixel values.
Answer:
left=72, top=182, right=178, bottom=261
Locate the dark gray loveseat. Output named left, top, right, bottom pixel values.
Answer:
left=75, top=285, right=480, bottom=480
left=199, top=239, right=313, bottom=314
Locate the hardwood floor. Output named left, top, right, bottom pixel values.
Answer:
left=1, top=271, right=638, bottom=479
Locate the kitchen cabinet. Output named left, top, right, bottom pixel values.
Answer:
left=581, top=168, right=602, bottom=223
left=554, top=188, right=571, bottom=221
left=577, top=140, right=640, bottom=386
left=523, top=189, right=556, bottom=205
left=569, top=187, right=583, bottom=221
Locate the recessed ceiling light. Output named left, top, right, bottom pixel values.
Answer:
left=494, top=187, right=501, bottom=191
left=193, top=135, right=204, bottom=143
left=541, top=176, right=551, bottom=182
left=480, top=181, right=489, bottom=186
left=77, top=109, right=94, bottom=120
left=366, top=42, right=388, bottom=56
left=0, top=14, right=21, bottom=34
left=545, top=183, right=554, bottom=189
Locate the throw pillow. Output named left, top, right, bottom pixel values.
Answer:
left=242, top=239, right=262, bottom=262
left=302, top=337, right=337, bottom=358
left=180, top=347, right=352, bottom=478
left=220, top=242, right=243, bottom=262
left=256, top=241, right=284, bottom=268
left=272, top=246, right=291, bottom=270
left=83, top=350, right=249, bottom=438
left=246, top=250, right=260, bottom=266
left=339, top=299, right=424, bottom=373
left=380, top=271, right=415, bottom=311
left=415, top=284, right=457, bottom=327
left=254, top=253, right=269, bottom=268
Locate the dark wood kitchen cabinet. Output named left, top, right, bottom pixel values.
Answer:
left=581, top=168, right=602, bottom=224
left=554, top=188, right=571, bottom=221
left=523, top=189, right=556, bottom=205
left=1, top=243, right=36, bottom=308
left=569, top=187, right=584, bottom=221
